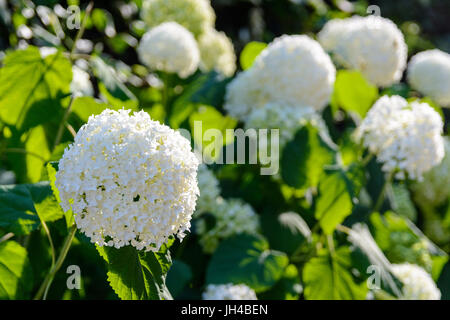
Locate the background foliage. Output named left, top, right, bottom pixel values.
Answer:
left=0, top=0, right=449, bottom=300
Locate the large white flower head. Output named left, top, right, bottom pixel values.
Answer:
left=407, top=49, right=450, bottom=107
left=411, top=137, right=450, bottom=207
left=224, top=35, right=336, bottom=121
left=195, top=164, right=221, bottom=215
left=141, top=0, right=215, bottom=38
left=202, top=284, right=257, bottom=300
left=355, top=95, right=444, bottom=180
left=196, top=198, right=260, bottom=253
left=55, top=109, right=200, bottom=252
left=71, top=65, right=93, bottom=97
left=198, top=28, right=236, bottom=77
left=391, top=263, right=441, bottom=300
left=137, top=22, right=200, bottom=78
left=319, top=15, right=407, bottom=87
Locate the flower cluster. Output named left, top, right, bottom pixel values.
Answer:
left=195, top=164, right=221, bottom=215
left=355, top=95, right=444, bottom=180
left=141, top=0, right=215, bottom=38
left=391, top=263, right=441, bottom=300
left=202, top=284, right=257, bottom=300
left=318, top=15, right=407, bottom=86
left=411, top=137, right=450, bottom=207
left=225, top=35, right=335, bottom=122
left=407, top=49, right=450, bottom=107
left=139, top=0, right=235, bottom=77
left=196, top=198, right=260, bottom=253
left=71, top=65, right=93, bottom=97
left=55, top=109, right=200, bottom=252
left=198, top=28, right=236, bottom=77
left=137, top=22, right=200, bottom=78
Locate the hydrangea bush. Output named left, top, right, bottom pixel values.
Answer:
left=0, top=0, right=448, bottom=301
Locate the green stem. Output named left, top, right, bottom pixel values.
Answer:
left=33, top=225, right=77, bottom=300
left=70, top=2, right=94, bottom=60
left=361, top=152, right=374, bottom=167
left=162, top=74, right=172, bottom=124
left=3, top=148, right=47, bottom=162
left=373, top=171, right=394, bottom=213
left=41, top=221, right=56, bottom=267
left=53, top=95, right=75, bottom=150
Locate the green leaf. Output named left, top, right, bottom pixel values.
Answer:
left=97, top=241, right=173, bottom=300
left=0, top=241, right=33, bottom=299
left=0, top=184, right=39, bottom=235
left=206, top=234, right=289, bottom=293
left=240, top=41, right=267, bottom=70
left=190, top=71, right=232, bottom=108
left=46, top=162, right=74, bottom=227
left=70, top=96, right=110, bottom=124
left=333, top=70, right=378, bottom=118
left=258, top=264, right=302, bottom=300
left=0, top=46, right=71, bottom=131
left=0, top=182, right=64, bottom=235
left=315, top=169, right=354, bottom=235
left=166, top=259, right=192, bottom=298
left=189, top=105, right=237, bottom=160
left=281, top=123, right=336, bottom=189
left=303, top=247, right=367, bottom=300
left=388, top=183, right=417, bottom=221
left=261, top=212, right=309, bottom=256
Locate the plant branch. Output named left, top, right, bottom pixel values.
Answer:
left=53, top=95, right=75, bottom=150
left=3, top=148, right=47, bottom=162
left=373, top=171, right=394, bottom=212
left=33, top=224, right=77, bottom=300
left=70, top=2, right=94, bottom=60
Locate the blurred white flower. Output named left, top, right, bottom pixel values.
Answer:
left=202, top=283, right=257, bottom=300
left=195, top=164, right=221, bottom=215
left=407, top=49, right=450, bottom=107
left=141, top=0, right=215, bottom=38
left=137, top=22, right=200, bottom=78
left=55, top=109, right=200, bottom=252
left=355, top=95, right=444, bottom=180
left=391, top=263, right=441, bottom=300
left=17, top=25, right=33, bottom=39
left=70, top=65, right=94, bottom=97
left=198, top=28, right=236, bottom=77
left=196, top=198, right=260, bottom=253
left=224, top=35, right=335, bottom=121
left=318, top=15, right=407, bottom=86
left=39, top=46, right=57, bottom=58
left=411, top=137, right=450, bottom=207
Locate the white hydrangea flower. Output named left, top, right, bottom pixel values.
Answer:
left=202, top=283, right=257, bottom=300
left=141, top=0, right=215, bottom=38
left=407, top=49, right=450, bottom=107
left=137, top=22, right=200, bottom=78
left=196, top=198, right=260, bottom=253
left=198, top=28, right=236, bottom=77
left=391, top=263, right=441, bottom=300
left=70, top=65, right=94, bottom=97
left=411, top=137, right=450, bottom=207
left=195, top=164, right=221, bottom=215
left=355, top=95, right=444, bottom=180
left=55, top=109, right=200, bottom=252
left=224, top=35, right=335, bottom=120
left=318, top=15, right=407, bottom=87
